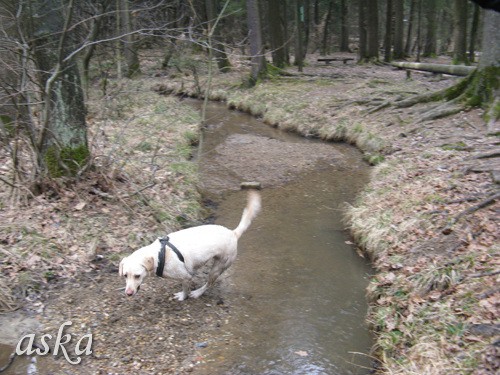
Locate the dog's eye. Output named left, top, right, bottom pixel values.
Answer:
left=134, top=275, right=140, bottom=279
left=123, top=273, right=127, bottom=278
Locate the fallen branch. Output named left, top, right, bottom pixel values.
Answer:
left=391, top=62, right=475, bottom=76
left=443, top=192, right=500, bottom=232
left=472, top=150, right=500, bottom=159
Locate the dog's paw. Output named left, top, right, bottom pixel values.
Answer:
left=189, top=289, right=205, bottom=299
left=174, top=291, right=187, bottom=301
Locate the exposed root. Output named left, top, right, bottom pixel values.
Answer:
left=393, top=87, right=450, bottom=108
left=417, top=103, right=463, bottom=122
left=393, top=67, right=499, bottom=123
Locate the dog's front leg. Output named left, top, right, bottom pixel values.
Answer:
left=174, top=279, right=191, bottom=301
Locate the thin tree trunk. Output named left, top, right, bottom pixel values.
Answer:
left=415, top=0, right=422, bottom=61
left=391, top=0, right=403, bottom=59
left=453, top=0, right=468, bottom=64
left=205, top=0, right=231, bottom=72
left=358, top=0, right=368, bottom=61
left=268, top=0, right=286, bottom=67
left=121, top=0, right=140, bottom=77
left=295, top=0, right=305, bottom=70
left=423, top=0, right=437, bottom=57
left=340, top=0, right=350, bottom=52
left=384, top=0, right=393, bottom=62
left=283, top=0, right=290, bottom=64
left=405, top=0, right=416, bottom=56
left=304, top=0, right=310, bottom=56
left=247, top=0, right=266, bottom=84
left=313, top=0, right=319, bottom=25
left=322, top=0, right=334, bottom=55
left=469, top=3, right=480, bottom=63
left=366, top=0, right=379, bottom=60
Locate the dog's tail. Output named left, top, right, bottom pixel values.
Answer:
left=233, top=190, right=261, bottom=239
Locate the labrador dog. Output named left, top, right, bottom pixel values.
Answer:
left=119, top=190, right=261, bottom=301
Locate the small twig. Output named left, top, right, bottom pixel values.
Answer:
left=470, top=270, right=500, bottom=279
left=119, top=182, right=156, bottom=199
left=446, top=194, right=485, bottom=205
left=478, top=287, right=500, bottom=300
left=90, top=187, right=115, bottom=199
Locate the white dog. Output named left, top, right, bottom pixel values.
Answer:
left=119, top=190, right=261, bottom=301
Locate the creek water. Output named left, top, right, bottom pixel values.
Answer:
left=192, top=100, right=373, bottom=375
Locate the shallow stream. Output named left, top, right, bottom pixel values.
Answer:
left=192, top=101, right=373, bottom=374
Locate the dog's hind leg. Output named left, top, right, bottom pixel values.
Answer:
left=174, top=279, right=191, bottom=301
left=189, top=257, right=231, bottom=299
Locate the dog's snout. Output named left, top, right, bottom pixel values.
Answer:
left=125, top=289, right=134, bottom=296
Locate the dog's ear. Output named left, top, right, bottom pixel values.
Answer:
left=119, top=258, right=125, bottom=276
left=142, top=256, right=155, bottom=274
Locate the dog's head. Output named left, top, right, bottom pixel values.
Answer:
left=119, top=254, right=154, bottom=296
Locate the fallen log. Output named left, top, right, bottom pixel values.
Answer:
left=391, top=62, right=475, bottom=76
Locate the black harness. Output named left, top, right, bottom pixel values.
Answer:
left=156, top=236, right=185, bottom=277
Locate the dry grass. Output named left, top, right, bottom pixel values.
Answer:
left=0, top=76, right=203, bottom=311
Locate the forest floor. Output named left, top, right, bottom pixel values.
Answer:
left=0, top=51, right=498, bottom=374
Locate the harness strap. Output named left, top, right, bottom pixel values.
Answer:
left=156, top=236, right=185, bottom=277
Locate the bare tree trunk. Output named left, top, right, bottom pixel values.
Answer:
left=423, top=0, right=437, bottom=57
left=321, top=0, right=334, bottom=55
left=205, top=0, right=231, bottom=72
left=295, top=0, right=305, bottom=71
left=121, top=0, right=140, bottom=78
left=415, top=0, right=422, bottom=61
left=393, top=0, right=404, bottom=59
left=358, top=0, right=368, bottom=61
left=303, top=0, right=310, bottom=55
left=384, top=0, right=393, bottom=62
left=340, top=0, right=350, bottom=52
left=438, top=7, right=453, bottom=54
left=313, top=0, right=320, bottom=26
left=468, top=3, right=481, bottom=63
left=366, top=0, right=379, bottom=60
left=283, top=0, right=291, bottom=65
left=268, top=0, right=286, bottom=67
left=405, top=0, right=416, bottom=56
left=478, top=9, right=500, bottom=69
left=453, top=0, right=468, bottom=64
left=247, top=0, right=266, bottom=84
left=82, top=3, right=108, bottom=97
